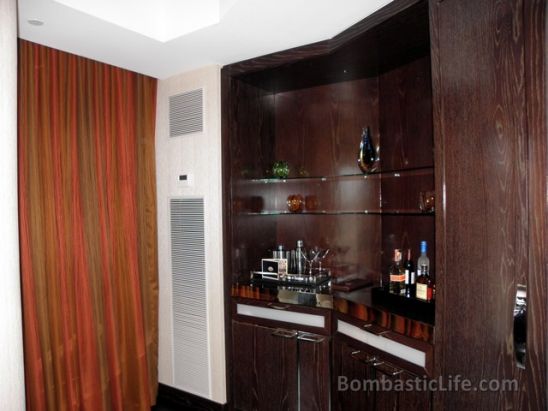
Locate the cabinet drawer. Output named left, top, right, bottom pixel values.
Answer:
left=232, top=298, right=331, bottom=335
left=336, top=319, right=433, bottom=376
left=333, top=336, right=432, bottom=411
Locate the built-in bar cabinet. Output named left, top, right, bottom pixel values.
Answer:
left=222, top=0, right=547, bottom=409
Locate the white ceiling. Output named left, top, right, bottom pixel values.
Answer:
left=18, top=0, right=393, bottom=79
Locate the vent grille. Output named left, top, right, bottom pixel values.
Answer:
left=169, top=89, right=204, bottom=137
left=170, top=198, right=210, bottom=396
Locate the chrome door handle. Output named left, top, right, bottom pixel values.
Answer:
left=362, top=323, right=390, bottom=336
left=513, top=284, right=527, bottom=369
left=374, top=362, right=403, bottom=377
left=271, top=329, right=298, bottom=339
left=297, top=332, right=325, bottom=343
left=267, top=303, right=290, bottom=310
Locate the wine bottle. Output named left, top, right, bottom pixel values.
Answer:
left=389, top=249, right=405, bottom=295
left=403, top=248, right=415, bottom=298
left=416, top=241, right=430, bottom=300
left=357, top=126, right=376, bottom=173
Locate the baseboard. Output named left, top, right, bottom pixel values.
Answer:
left=155, top=383, right=227, bottom=411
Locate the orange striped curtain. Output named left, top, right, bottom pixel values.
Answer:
left=18, top=40, right=159, bottom=411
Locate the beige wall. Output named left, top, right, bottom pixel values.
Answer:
left=155, top=65, right=226, bottom=403
left=0, top=0, right=26, bottom=409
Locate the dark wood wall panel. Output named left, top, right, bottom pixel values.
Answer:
left=229, top=81, right=276, bottom=282
left=274, top=78, right=379, bottom=177
left=232, top=216, right=277, bottom=281
left=523, top=0, right=547, bottom=409
left=379, top=55, right=433, bottom=171
left=232, top=321, right=298, bottom=410
left=378, top=55, right=435, bottom=280
left=299, top=337, right=331, bottom=411
left=431, top=0, right=534, bottom=408
left=381, top=171, right=434, bottom=212
left=229, top=81, right=275, bottom=179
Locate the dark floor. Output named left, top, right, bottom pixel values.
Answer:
left=152, top=398, right=220, bottom=411
left=153, top=383, right=224, bottom=411
left=152, top=401, right=194, bottom=410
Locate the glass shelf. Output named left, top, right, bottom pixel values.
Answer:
left=238, top=166, right=434, bottom=185
left=238, top=209, right=435, bottom=217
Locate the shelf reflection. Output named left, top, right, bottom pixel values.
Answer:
left=237, top=166, right=434, bottom=185
left=238, top=209, right=435, bottom=216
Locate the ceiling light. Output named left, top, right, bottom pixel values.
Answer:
left=27, top=19, right=44, bottom=26
left=53, top=0, right=236, bottom=43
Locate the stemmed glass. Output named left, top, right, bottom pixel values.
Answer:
left=315, top=248, right=330, bottom=274
left=302, top=247, right=330, bottom=276
left=299, top=248, right=317, bottom=275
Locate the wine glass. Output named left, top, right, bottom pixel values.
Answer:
left=316, top=248, right=330, bottom=274
left=299, top=248, right=318, bottom=275
left=308, top=247, right=331, bottom=276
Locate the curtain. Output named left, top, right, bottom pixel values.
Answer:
left=18, top=40, right=159, bottom=411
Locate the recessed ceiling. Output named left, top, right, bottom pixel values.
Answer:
left=52, top=0, right=238, bottom=42
left=18, top=0, right=393, bottom=79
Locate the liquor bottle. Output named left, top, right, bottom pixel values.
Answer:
left=416, top=241, right=430, bottom=300
left=389, top=249, right=405, bottom=295
left=403, top=248, right=415, bottom=298
left=296, top=240, right=305, bottom=275
left=427, top=277, right=434, bottom=302
left=276, top=245, right=287, bottom=276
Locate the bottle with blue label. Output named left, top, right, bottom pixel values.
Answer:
left=416, top=241, right=430, bottom=300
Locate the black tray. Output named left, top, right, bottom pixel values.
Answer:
left=371, top=287, right=435, bottom=325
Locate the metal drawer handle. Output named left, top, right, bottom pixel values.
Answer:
left=362, top=323, right=390, bottom=336
left=363, top=356, right=377, bottom=364
left=297, top=332, right=325, bottom=343
left=374, top=362, right=403, bottom=377
left=350, top=350, right=377, bottom=364
left=271, top=329, right=298, bottom=339
left=267, top=303, right=290, bottom=310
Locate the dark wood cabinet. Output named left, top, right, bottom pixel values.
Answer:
left=223, top=0, right=547, bottom=409
left=333, top=335, right=431, bottom=411
left=232, top=319, right=330, bottom=411
left=332, top=336, right=375, bottom=411
left=232, top=321, right=298, bottom=411
left=223, top=0, right=435, bottom=293
left=430, top=0, right=547, bottom=409
left=298, top=333, right=330, bottom=411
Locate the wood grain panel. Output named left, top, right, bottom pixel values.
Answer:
left=332, top=337, right=374, bottom=411
left=232, top=321, right=298, bottom=411
left=397, top=372, right=431, bottom=411
left=522, top=0, right=547, bottom=408
left=299, top=336, right=331, bottom=411
left=378, top=56, right=433, bottom=171
left=228, top=80, right=277, bottom=282
left=274, top=78, right=379, bottom=177
left=431, top=0, right=536, bottom=408
left=332, top=334, right=432, bottom=411
left=229, top=80, right=275, bottom=180
left=380, top=171, right=434, bottom=212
